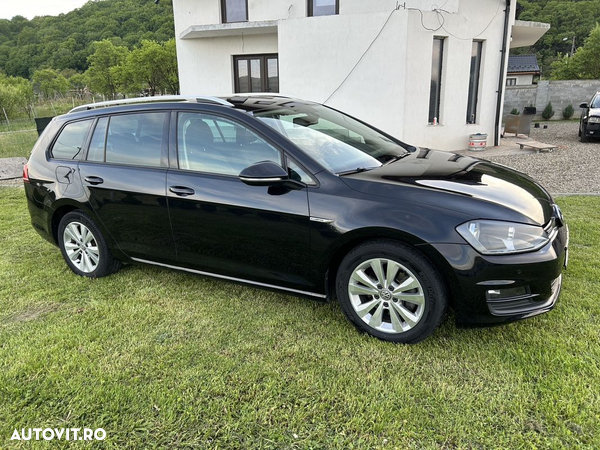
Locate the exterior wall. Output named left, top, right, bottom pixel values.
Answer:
left=402, top=0, right=513, bottom=150
left=503, top=80, right=600, bottom=119
left=507, top=73, right=534, bottom=85
left=278, top=11, right=408, bottom=139
left=173, top=0, right=514, bottom=151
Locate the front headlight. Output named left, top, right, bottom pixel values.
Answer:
left=588, top=116, right=600, bottom=123
left=456, top=220, right=550, bottom=255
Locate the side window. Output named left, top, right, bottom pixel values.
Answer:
left=51, top=120, right=93, bottom=160
left=177, top=112, right=282, bottom=176
left=288, top=159, right=315, bottom=185
left=87, top=117, right=108, bottom=162
left=105, top=112, right=166, bottom=167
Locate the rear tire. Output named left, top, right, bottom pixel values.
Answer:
left=58, top=211, right=121, bottom=278
left=336, top=240, right=447, bottom=344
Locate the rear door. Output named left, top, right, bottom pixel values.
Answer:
left=78, top=111, right=175, bottom=263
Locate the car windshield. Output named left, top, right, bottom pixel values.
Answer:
left=252, top=103, right=411, bottom=174
left=592, top=96, right=600, bottom=108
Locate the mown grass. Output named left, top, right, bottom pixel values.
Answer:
left=0, top=188, right=598, bottom=449
left=0, top=130, right=38, bottom=159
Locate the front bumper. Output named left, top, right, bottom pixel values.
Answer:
left=431, top=223, right=569, bottom=326
left=584, top=121, right=600, bottom=137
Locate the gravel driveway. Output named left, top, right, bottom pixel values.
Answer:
left=484, top=121, right=600, bottom=194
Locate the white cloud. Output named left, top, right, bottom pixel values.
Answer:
left=1, top=0, right=90, bottom=20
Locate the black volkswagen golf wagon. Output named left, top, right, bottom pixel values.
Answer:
left=24, top=95, right=569, bottom=343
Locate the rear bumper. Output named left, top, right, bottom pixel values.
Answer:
left=431, top=223, right=568, bottom=326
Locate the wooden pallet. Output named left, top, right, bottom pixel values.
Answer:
left=516, top=141, right=557, bottom=153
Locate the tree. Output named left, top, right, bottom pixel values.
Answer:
left=551, top=25, right=600, bottom=80
left=114, top=39, right=179, bottom=96
left=0, top=73, right=33, bottom=117
left=85, top=40, right=129, bottom=98
left=32, top=68, right=69, bottom=99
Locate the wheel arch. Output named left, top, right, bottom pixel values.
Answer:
left=49, top=201, right=97, bottom=246
left=325, top=227, right=458, bottom=307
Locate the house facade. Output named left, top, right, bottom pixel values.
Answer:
left=506, top=54, right=541, bottom=86
left=172, top=0, right=549, bottom=150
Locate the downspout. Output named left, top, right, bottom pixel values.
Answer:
left=494, top=0, right=511, bottom=146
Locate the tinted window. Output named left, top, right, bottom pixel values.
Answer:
left=288, top=159, right=315, bottom=185
left=178, top=112, right=282, bottom=176
left=222, top=0, right=247, bottom=23
left=309, top=0, right=338, bottom=16
left=51, top=120, right=92, bottom=160
left=105, top=113, right=166, bottom=167
left=87, top=117, right=108, bottom=162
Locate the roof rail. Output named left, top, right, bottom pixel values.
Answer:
left=68, top=95, right=233, bottom=113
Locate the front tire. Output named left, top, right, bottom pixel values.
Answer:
left=58, top=211, right=121, bottom=278
left=336, top=240, right=447, bottom=344
left=580, top=124, right=589, bottom=142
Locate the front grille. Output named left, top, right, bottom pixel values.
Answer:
left=486, top=276, right=562, bottom=316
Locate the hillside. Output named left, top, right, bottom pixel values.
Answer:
left=0, top=0, right=174, bottom=78
left=515, top=0, right=600, bottom=76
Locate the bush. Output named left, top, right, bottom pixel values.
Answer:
left=562, top=104, right=575, bottom=120
left=542, top=102, right=555, bottom=120
left=511, top=108, right=520, bottom=115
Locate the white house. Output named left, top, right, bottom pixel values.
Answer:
left=172, top=0, right=549, bottom=150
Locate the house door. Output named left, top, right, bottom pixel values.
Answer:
left=234, top=54, right=279, bottom=93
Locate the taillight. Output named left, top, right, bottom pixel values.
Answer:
left=23, top=164, right=29, bottom=183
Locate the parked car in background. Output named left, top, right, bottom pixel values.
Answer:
left=24, top=95, right=569, bottom=343
left=579, top=92, right=600, bottom=142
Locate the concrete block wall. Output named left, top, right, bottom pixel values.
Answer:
left=504, top=80, right=600, bottom=120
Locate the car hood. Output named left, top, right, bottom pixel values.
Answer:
left=341, top=149, right=554, bottom=226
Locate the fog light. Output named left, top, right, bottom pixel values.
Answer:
left=486, top=286, right=529, bottom=300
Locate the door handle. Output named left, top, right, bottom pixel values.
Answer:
left=169, top=186, right=195, bottom=196
left=84, top=176, right=104, bottom=185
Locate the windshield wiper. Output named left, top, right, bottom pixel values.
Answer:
left=337, top=167, right=378, bottom=176
left=384, top=153, right=411, bottom=165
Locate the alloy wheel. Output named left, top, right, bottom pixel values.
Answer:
left=348, top=258, right=425, bottom=333
left=63, top=221, right=100, bottom=273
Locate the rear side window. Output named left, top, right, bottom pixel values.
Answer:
left=51, top=120, right=93, bottom=160
left=87, top=117, right=108, bottom=162
left=103, top=112, right=166, bottom=167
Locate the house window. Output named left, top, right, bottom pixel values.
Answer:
left=222, top=0, right=248, bottom=23
left=506, top=78, right=517, bottom=86
left=308, top=0, right=339, bottom=17
left=466, top=41, right=483, bottom=124
left=234, top=55, right=279, bottom=93
left=428, top=37, right=444, bottom=124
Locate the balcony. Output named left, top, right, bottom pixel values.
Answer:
left=180, top=20, right=278, bottom=40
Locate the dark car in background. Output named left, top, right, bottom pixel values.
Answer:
left=579, top=92, right=600, bottom=142
left=23, top=95, right=569, bottom=343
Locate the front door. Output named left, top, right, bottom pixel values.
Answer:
left=79, top=111, right=175, bottom=263
left=166, top=111, right=313, bottom=291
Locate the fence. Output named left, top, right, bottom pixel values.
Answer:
left=504, top=80, right=600, bottom=120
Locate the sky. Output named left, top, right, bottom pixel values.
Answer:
left=1, top=0, right=90, bottom=20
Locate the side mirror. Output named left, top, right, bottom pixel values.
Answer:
left=580, top=103, right=589, bottom=109
left=239, top=161, right=289, bottom=186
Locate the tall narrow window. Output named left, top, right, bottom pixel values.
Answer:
left=466, top=41, right=483, bottom=124
left=234, top=55, right=279, bottom=93
left=428, top=37, right=444, bottom=124
left=222, top=0, right=248, bottom=23
left=308, top=0, right=339, bottom=17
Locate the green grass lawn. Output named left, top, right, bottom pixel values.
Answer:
left=0, top=130, right=38, bottom=159
left=1, top=188, right=599, bottom=449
